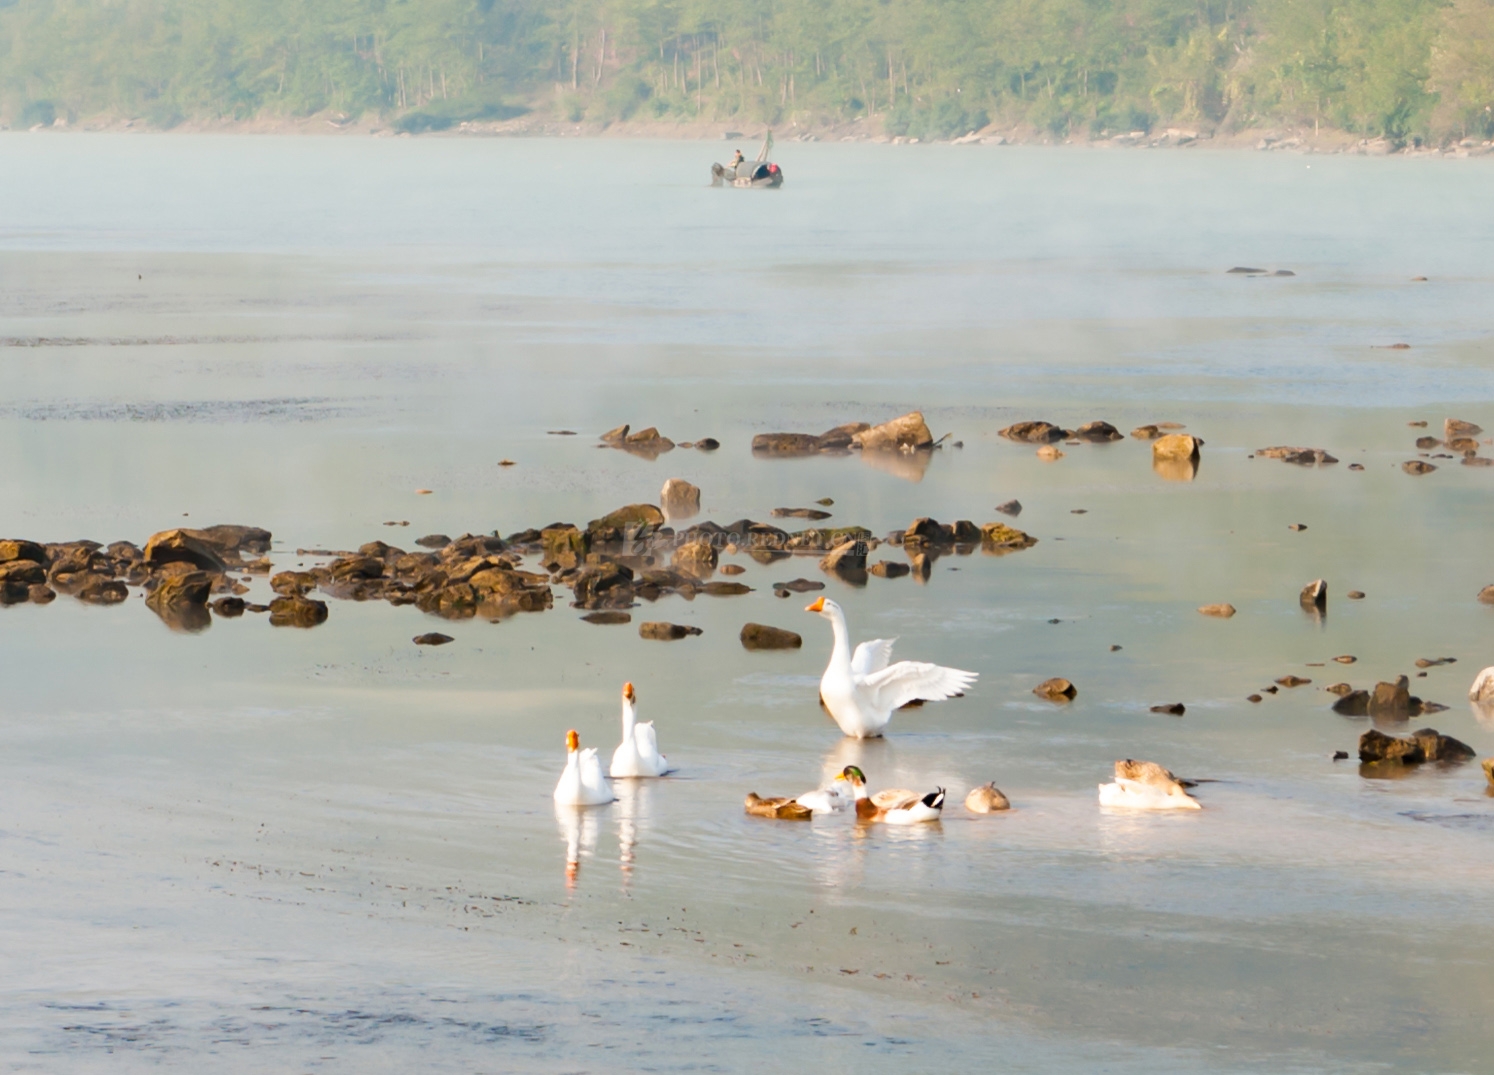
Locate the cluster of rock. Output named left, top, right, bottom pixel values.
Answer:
left=1254, top=446, right=1339, bottom=466
left=1, top=527, right=275, bottom=630
left=599, top=423, right=719, bottom=459
left=751, top=411, right=939, bottom=456
left=1330, top=675, right=1447, bottom=718
left=1358, top=727, right=1475, bottom=765
left=1408, top=417, right=1489, bottom=469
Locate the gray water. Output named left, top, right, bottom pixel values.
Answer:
left=2, top=134, right=1493, bottom=1073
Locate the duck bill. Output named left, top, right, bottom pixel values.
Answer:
left=805, top=596, right=825, bottom=612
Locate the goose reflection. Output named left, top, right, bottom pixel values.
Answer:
left=614, top=777, right=655, bottom=890
left=555, top=804, right=600, bottom=892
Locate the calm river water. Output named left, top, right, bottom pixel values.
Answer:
left=2, top=134, right=1493, bottom=1073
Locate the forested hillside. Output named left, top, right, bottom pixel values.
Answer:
left=2, top=0, right=1491, bottom=144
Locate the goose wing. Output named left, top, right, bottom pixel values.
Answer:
left=850, top=638, right=897, bottom=678
left=871, top=788, right=922, bottom=810
left=861, top=660, right=977, bottom=712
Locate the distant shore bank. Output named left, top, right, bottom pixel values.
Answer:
left=9, top=112, right=1494, bottom=159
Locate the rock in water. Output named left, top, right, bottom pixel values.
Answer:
left=964, top=783, right=1011, bottom=813
left=1300, top=579, right=1327, bottom=611
left=740, top=623, right=802, bottom=650
left=581, top=611, right=632, bottom=625
left=413, top=632, right=454, bottom=645
left=672, top=541, right=718, bottom=578
left=588, top=504, right=666, bottom=534
left=1402, top=460, right=1437, bottom=475
left=268, top=595, right=328, bottom=628
left=1444, top=418, right=1483, bottom=441
left=1150, top=703, right=1186, bottom=715
left=1368, top=676, right=1412, bottom=718
left=0, top=539, right=48, bottom=564
left=852, top=411, right=933, bottom=452
left=1484, top=758, right=1494, bottom=788
left=1152, top=433, right=1202, bottom=462
left=1033, top=677, right=1077, bottom=701
left=660, top=478, right=701, bottom=520
left=868, top=560, right=910, bottom=578
left=1470, top=666, right=1494, bottom=703
left=994, top=500, right=1022, bottom=517
left=1000, top=421, right=1066, bottom=443
left=1197, top=604, right=1236, bottom=617
left=639, top=621, right=701, bottom=640
left=1036, top=445, right=1064, bottom=461
left=820, top=540, right=868, bottom=575
left=1130, top=425, right=1161, bottom=440
left=145, top=571, right=213, bottom=612
left=1074, top=421, right=1123, bottom=442
left=979, top=523, right=1037, bottom=550
left=143, top=529, right=228, bottom=573
left=1478, top=585, right=1494, bottom=605
left=211, top=597, right=246, bottom=617
left=1332, top=690, right=1370, bottom=715
left=1360, top=727, right=1475, bottom=764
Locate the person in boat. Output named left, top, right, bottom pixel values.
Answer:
left=730, top=149, right=745, bottom=168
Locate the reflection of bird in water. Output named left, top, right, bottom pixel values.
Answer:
left=555, top=804, right=599, bottom=891
left=805, top=597, right=977, bottom=738
left=614, top=779, right=654, bottom=890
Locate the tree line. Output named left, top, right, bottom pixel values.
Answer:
left=2, top=0, right=1491, bottom=143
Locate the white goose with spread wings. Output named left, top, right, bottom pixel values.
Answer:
left=806, top=596, right=977, bottom=738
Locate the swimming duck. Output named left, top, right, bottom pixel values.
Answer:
left=964, top=782, right=1011, bottom=813
left=794, top=765, right=862, bottom=814
left=842, top=766, right=945, bottom=824
left=805, top=596, right=977, bottom=738
left=554, top=729, right=614, bottom=806
left=609, top=682, right=670, bottom=778
left=1097, top=759, right=1200, bottom=810
left=744, top=793, right=813, bottom=820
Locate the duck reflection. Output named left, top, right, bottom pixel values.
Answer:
left=555, top=804, right=600, bottom=891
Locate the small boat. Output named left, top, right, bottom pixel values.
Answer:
left=712, top=131, right=784, bottom=188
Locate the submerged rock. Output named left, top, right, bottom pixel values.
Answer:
left=979, top=523, right=1037, bottom=550
left=869, top=560, right=910, bottom=578
left=581, top=611, right=632, bottom=625
left=1198, top=603, right=1236, bottom=617
left=1255, top=446, right=1339, bottom=466
left=1402, top=460, right=1437, bottom=475
left=660, top=478, right=701, bottom=520
left=1150, top=703, right=1186, bottom=715
left=639, top=621, right=701, bottom=640
left=1359, top=727, right=1475, bottom=764
left=1000, top=421, right=1066, bottom=443
left=268, top=594, right=328, bottom=628
left=1300, top=579, right=1327, bottom=611
left=772, top=507, right=833, bottom=520
left=1033, top=677, right=1077, bottom=701
left=1444, top=418, right=1483, bottom=440
left=740, top=623, right=802, bottom=650
left=1073, top=420, right=1123, bottom=442
left=413, top=632, right=454, bottom=645
left=994, top=500, right=1022, bottom=517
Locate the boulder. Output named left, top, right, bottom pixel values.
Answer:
left=672, top=540, right=719, bottom=578
left=994, top=500, right=1022, bottom=517
left=869, top=560, right=910, bottom=579
left=540, top=525, right=588, bottom=570
left=1445, top=418, right=1483, bottom=440
left=1480, top=585, right=1494, bottom=604
left=600, top=423, right=630, bottom=443
left=358, top=540, right=402, bottom=560
left=28, top=584, right=55, bottom=604
left=1410, top=727, right=1476, bottom=762
left=589, top=504, right=666, bottom=535
left=820, top=540, right=868, bottom=574
left=904, top=517, right=953, bottom=545
left=740, top=623, right=803, bottom=650
left=146, top=571, right=213, bottom=612
left=852, top=411, right=933, bottom=452
left=1130, top=425, right=1161, bottom=439
left=1332, top=690, right=1371, bottom=715
left=1368, top=676, right=1412, bottom=718
left=271, top=571, right=317, bottom=596
left=1033, top=677, right=1077, bottom=701
left=0, top=539, right=47, bottom=564
left=694, top=437, right=721, bottom=451
left=268, top=594, right=329, bottom=628
left=415, top=533, right=451, bottom=549
left=1000, top=421, right=1066, bottom=443
left=413, top=632, right=454, bottom=645
left=1402, top=460, right=1437, bottom=475
left=75, top=576, right=128, bottom=604
left=1469, top=666, right=1494, bottom=703
left=639, top=621, right=701, bottom=641
left=143, top=529, right=227, bottom=573
left=1300, top=579, right=1327, bottom=611
left=1153, top=434, right=1202, bottom=462
left=0, top=560, right=46, bottom=585
left=980, top=523, right=1037, bottom=550
left=0, top=580, right=28, bottom=605
left=1198, top=604, right=1236, bottom=618
left=1462, top=455, right=1494, bottom=467
left=183, top=525, right=272, bottom=562
left=816, top=422, right=871, bottom=450
left=1448, top=437, right=1480, bottom=453
left=1073, top=421, right=1123, bottom=442
left=211, top=596, right=246, bottom=617
left=1360, top=727, right=1475, bottom=764
left=1415, top=436, right=1441, bottom=449
left=660, top=478, right=701, bottom=519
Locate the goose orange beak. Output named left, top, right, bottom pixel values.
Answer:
left=805, top=596, right=825, bottom=612
left=565, top=728, right=579, bottom=752
left=623, top=682, right=635, bottom=701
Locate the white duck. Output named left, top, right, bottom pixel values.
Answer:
left=806, top=596, right=978, bottom=738
left=609, top=682, right=670, bottom=778
left=1469, top=666, right=1494, bottom=704
left=554, top=729, right=615, bottom=806
left=1097, top=759, right=1201, bottom=811
left=794, top=765, right=860, bottom=814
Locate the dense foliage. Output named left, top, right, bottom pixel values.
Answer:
left=1, top=0, right=1490, bottom=143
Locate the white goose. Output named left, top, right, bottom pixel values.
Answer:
left=554, top=729, right=615, bottom=806
left=805, top=596, right=978, bottom=738
left=1097, top=759, right=1200, bottom=811
left=609, top=682, right=670, bottom=778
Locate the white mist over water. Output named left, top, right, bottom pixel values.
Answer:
left=2, top=135, right=1493, bottom=1072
